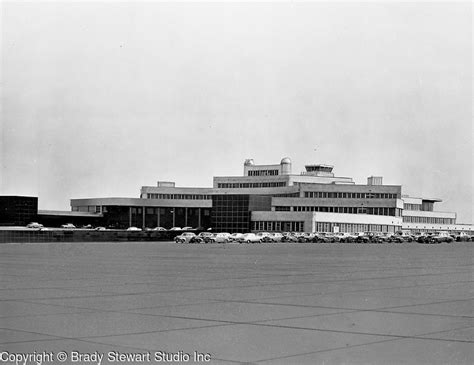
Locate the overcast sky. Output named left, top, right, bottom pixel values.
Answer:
left=1, top=2, right=472, bottom=223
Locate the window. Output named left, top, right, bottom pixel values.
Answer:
left=248, top=169, right=279, bottom=176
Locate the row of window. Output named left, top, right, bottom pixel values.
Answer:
left=72, top=206, right=102, bottom=213
left=316, top=222, right=399, bottom=233
left=304, top=192, right=398, bottom=199
left=277, top=206, right=401, bottom=216
left=252, top=221, right=400, bottom=233
left=146, top=194, right=212, bottom=200
left=72, top=206, right=212, bottom=217
left=217, top=182, right=286, bottom=188
left=406, top=229, right=473, bottom=233
left=130, top=207, right=210, bottom=216
left=402, top=216, right=455, bottom=224
left=213, top=210, right=251, bottom=215
left=403, top=204, right=421, bottom=211
left=252, top=221, right=304, bottom=232
left=247, top=169, right=279, bottom=176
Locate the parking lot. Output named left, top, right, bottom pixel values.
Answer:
left=0, top=241, right=473, bottom=364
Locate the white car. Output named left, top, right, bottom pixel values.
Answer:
left=152, top=227, right=167, bottom=231
left=268, top=232, right=284, bottom=242
left=335, top=232, right=355, bottom=243
left=256, top=232, right=272, bottom=240
left=61, top=223, right=76, bottom=229
left=126, top=227, right=142, bottom=231
left=26, top=222, right=44, bottom=229
left=169, top=227, right=182, bottom=231
left=208, top=232, right=231, bottom=243
left=238, top=233, right=262, bottom=244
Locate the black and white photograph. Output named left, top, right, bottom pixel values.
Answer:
left=0, top=1, right=472, bottom=364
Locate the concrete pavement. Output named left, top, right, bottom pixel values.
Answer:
left=0, top=242, right=472, bottom=364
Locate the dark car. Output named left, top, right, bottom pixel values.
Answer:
left=390, top=234, right=405, bottom=243
left=191, top=232, right=214, bottom=244
left=417, top=233, right=434, bottom=244
left=455, top=232, right=471, bottom=242
left=354, top=232, right=370, bottom=243
left=281, top=232, right=298, bottom=243
left=175, top=232, right=196, bottom=243
left=369, top=233, right=384, bottom=244
left=311, top=234, right=330, bottom=243
left=297, top=232, right=315, bottom=243
left=393, top=231, right=414, bottom=242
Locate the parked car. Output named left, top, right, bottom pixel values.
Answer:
left=126, top=227, right=142, bottom=231
left=281, top=232, right=298, bottom=243
left=201, top=232, right=217, bottom=243
left=169, top=227, right=182, bottom=231
left=95, top=226, right=106, bottom=231
left=312, top=233, right=330, bottom=243
left=297, top=232, right=315, bottom=242
left=417, top=233, right=436, bottom=243
left=61, top=223, right=76, bottom=229
left=416, top=233, right=429, bottom=243
left=82, top=224, right=93, bottom=229
left=334, top=232, right=354, bottom=243
left=208, top=233, right=231, bottom=243
left=393, top=231, right=414, bottom=242
left=430, top=232, right=454, bottom=243
left=390, top=234, right=405, bottom=243
left=175, top=232, right=196, bottom=243
left=263, top=232, right=283, bottom=242
left=238, top=233, right=262, bottom=244
left=26, top=222, right=44, bottom=229
left=255, top=232, right=271, bottom=242
left=190, top=232, right=214, bottom=243
left=369, top=233, right=385, bottom=244
left=181, top=226, right=194, bottom=231
left=324, top=233, right=340, bottom=243
left=377, top=232, right=394, bottom=243
left=152, top=227, right=167, bottom=231
left=229, top=233, right=244, bottom=242
left=455, top=232, right=471, bottom=242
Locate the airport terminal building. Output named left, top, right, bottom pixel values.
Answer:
left=70, top=158, right=473, bottom=234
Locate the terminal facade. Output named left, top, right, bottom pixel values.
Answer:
left=70, top=158, right=473, bottom=234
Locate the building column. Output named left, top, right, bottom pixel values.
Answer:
left=185, top=207, right=188, bottom=227
left=157, top=208, right=160, bottom=227
left=172, top=209, right=175, bottom=227
left=129, top=207, right=132, bottom=227
left=198, top=208, right=201, bottom=228
left=142, top=207, right=145, bottom=229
